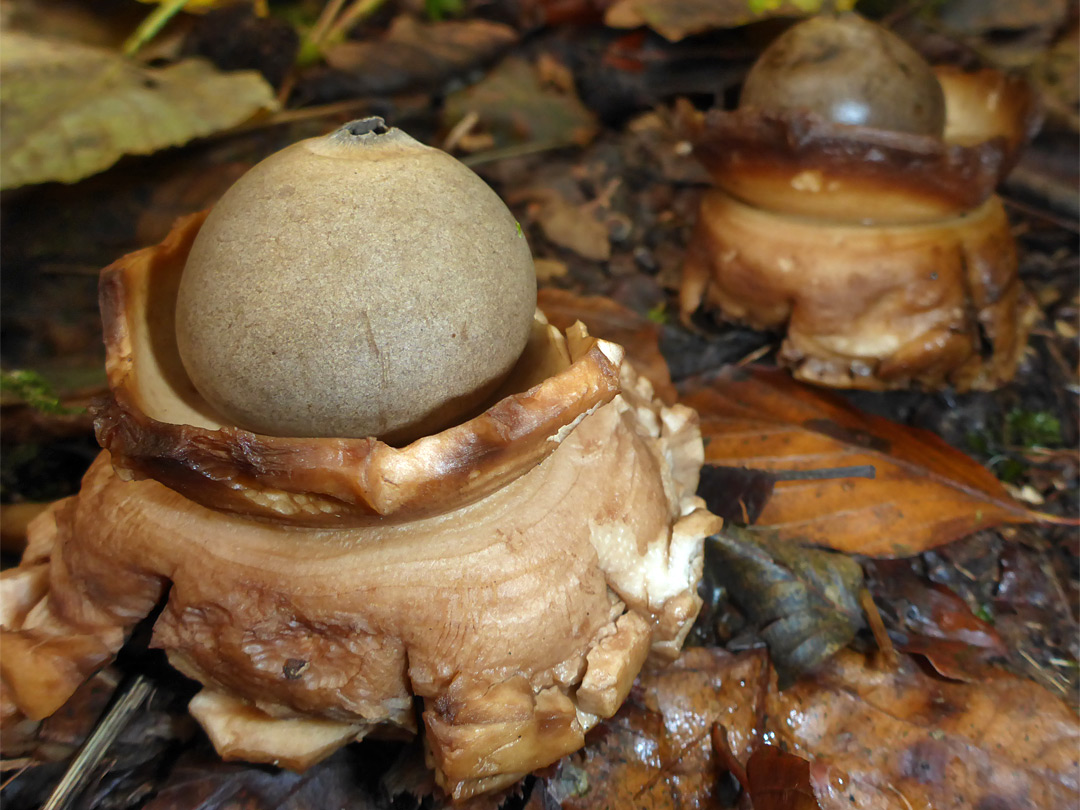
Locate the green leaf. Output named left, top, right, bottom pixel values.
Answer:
left=707, top=526, right=864, bottom=687
left=1, top=31, right=278, bottom=190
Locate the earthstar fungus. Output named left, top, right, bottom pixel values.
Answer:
left=681, top=14, right=1040, bottom=391
left=0, top=120, right=720, bottom=799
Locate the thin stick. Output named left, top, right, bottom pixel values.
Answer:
left=41, top=676, right=155, bottom=810
left=770, top=465, right=876, bottom=482
left=461, top=140, right=570, bottom=168
left=859, top=587, right=899, bottom=670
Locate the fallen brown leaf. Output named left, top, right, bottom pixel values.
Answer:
left=536, top=648, right=767, bottom=809
left=745, top=746, right=820, bottom=810
left=537, top=646, right=1080, bottom=810
left=868, top=560, right=1008, bottom=682
left=696, top=465, right=775, bottom=524
left=538, top=288, right=677, bottom=403
left=531, top=191, right=611, bottom=262
left=771, top=650, right=1080, bottom=809
left=682, top=366, right=1062, bottom=557
left=320, top=16, right=517, bottom=98
left=442, top=57, right=599, bottom=152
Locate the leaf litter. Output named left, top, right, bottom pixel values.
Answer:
left=536, top=646, right=1079, bottom=810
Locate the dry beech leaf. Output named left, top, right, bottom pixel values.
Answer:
left=745, top=746, right=821, bottom=810
left=603, top=0, right=855, bottom=42
left=0, top=31, right=277, bottom=190
left=537, top=646, right=1079, bottom=810
left=682, top=366, right=1066, bottom=557
left=538, top=288, right=677, bottom=404
left=321, top=16, right=517, bottom=97
left=442, top=57, right=599, bottom=151
left=708, top=527, right=864, bottom=687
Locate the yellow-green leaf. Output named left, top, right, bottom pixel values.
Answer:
left=0, top=31, right=278, bottom=190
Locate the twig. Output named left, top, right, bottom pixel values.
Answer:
left=41, top=676, right=155, bottom=810
left=859, top=588, right=899, bottom=670
left=462, top=140, right=572, bottom=168
left=1002, top=192, right=1080, bottom=234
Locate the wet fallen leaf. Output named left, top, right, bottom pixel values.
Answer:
left=708, top=527, right=864, bottom=686
left=320, top=16, right=517, bottom=98
left=538, top=646, right=1079, bottom=810
left=538, top=288, right=677, bottom=403
left=535, top=648, right=767, bottom=810
left=443, top=57, right=599, bottom=152
left=682, top=366, right=1060, bottom=557
left=0, top=31, right=277, bottom=189
left=770, top=650, right=1080, bottom=809
left=745, top=746, right=820, bottom=810
left=867, top=560, right=1007, bottom=682
left=604, top=0, right=854, bottom=42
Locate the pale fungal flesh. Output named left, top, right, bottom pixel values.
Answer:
left=1, top=215, right=721, bottom=800
left=681, top=191, right=1037, bottom=390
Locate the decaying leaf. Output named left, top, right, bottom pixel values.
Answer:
left=772, top=650, right=1080, bottom=808
left=537, top=646, right=1079, bottom=810
left=0, top=31, right=277, bottom=190
left=442, top=57, right=599, bottom=152
left=867, top=560, right=1008, bottom=682
left=708, top=527, right=864, bottom=686
left=696, top=465, right=775, bottom=524
left=536, top=648, right=767, bottom=810
left=320, top=16, right=517, bottom=98
left=604, top=0, right=855, bottom=42
left=745, top=746, right=820, bottom=810
left=538, top=288, right=676, bottom=403
left=682, top=366, right=1059, bottom=557
left=531, top=191, right=612, bottom=262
